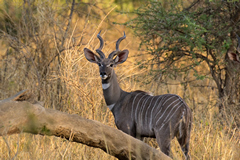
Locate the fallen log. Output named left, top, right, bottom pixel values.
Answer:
left=0, top=90, right=171, bottom=160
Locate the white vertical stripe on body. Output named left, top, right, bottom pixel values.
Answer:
left=158, top=101, right=181, bottom=125
left=144, top=96, right=155, bottom=127
left=135, top=94, right=148, bottom=122
left=156, top=98, right=179, bottom=125
left=139, top=95, right=152, bottom=125
left=149, top=95, right=165, bottom=130
left=131, top=92, right=143, bottom=121
left=162, top=95, right=176, bottom=106
left=158, top=103, right=183, bottom=131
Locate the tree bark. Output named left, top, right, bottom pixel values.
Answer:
left=0, top=90, right=171, bottom=160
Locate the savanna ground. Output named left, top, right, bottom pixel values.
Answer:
left=0, top=0, right=239, bottom=159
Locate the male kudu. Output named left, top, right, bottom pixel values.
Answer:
left=84, top=32, right=192, bottom=159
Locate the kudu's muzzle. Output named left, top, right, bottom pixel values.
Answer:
left=100, top=71, right=108, bottom=80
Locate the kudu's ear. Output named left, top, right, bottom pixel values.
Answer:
left=84, top=48, right=101, bottom=64
left=114, top=49, right=129, bottom=65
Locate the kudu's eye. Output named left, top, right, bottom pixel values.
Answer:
left=110, top=64, right=114, bottom=67
left=98, top=63, right=103, bottom=67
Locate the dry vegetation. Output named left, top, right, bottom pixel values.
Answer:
left=0, top=0, right=239, bottom=159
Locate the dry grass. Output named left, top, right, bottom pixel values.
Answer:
left=0, top=1, right=239, bottom=160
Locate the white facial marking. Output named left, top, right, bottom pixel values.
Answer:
left=102, top=83, right=110, bottom=90
left=114, top=56, right=119, bottom=63
left=107, top=103, right=115, bottom=110
left=100, top=74, right=108, bottom=80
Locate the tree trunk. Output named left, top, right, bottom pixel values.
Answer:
left=0, top=90, right=171, bottom=160
left=224, top=61, right=240, bottom=105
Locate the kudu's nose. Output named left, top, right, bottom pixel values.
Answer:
left=100, top=72, right=108, bottom=80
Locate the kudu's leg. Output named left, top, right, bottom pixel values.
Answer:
left=177, top=120, right=191, bottom=160
left=177, top=136, right=190, bottom=160
left=155, top=128, right=171, bottom=156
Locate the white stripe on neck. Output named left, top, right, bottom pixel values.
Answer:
left=107, top=103, right=115, bottom=110
left=102, top=83, right=110, bottom=90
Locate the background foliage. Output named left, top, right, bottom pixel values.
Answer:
left=126, top=0, right=240, bottom=125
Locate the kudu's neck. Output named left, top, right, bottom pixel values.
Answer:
left=102, top=69, right=123, bottom=110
